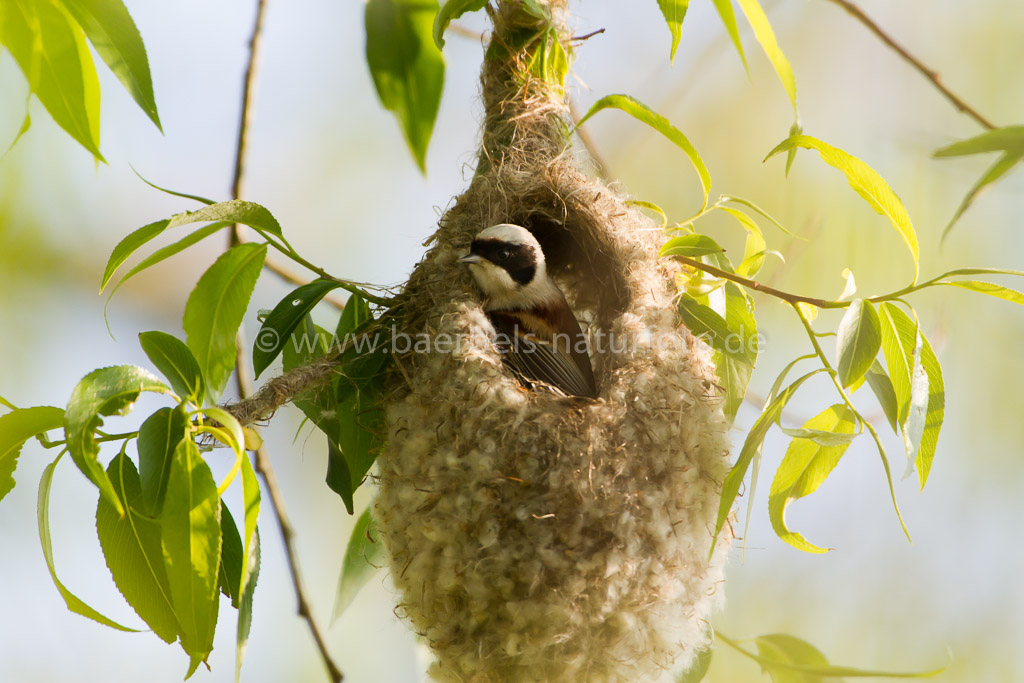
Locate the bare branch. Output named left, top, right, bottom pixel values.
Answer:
left=227, top=1, right=344, bottom=680
left=823, top=0, right=997, bottom=130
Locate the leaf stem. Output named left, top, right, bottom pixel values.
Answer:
left=822, top=0, right=997, bottom=130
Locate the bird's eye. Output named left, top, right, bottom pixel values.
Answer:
left=500, top=249, right=511, bottom=260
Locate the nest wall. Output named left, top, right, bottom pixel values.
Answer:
left=373, top=2, right=733, bottom=681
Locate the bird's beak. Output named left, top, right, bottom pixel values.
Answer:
left=459, top=254, right=483, bottom=265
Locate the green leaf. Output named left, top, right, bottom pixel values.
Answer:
left=721, top=195, right=798, bottom=237
left=835, top=298, right=881, bottom=388
left=767, top=134, right=919, bottom=281
left=769, top=404, right=857, bottom=553
left=0, top=0, right=104, bottom=160
left=711, top=369, right=824, bottom=552
left=710, top=0, right=747, bottom=71
left=719, top=206, right=768, bottom=277
left=183, top=243, right=267, bottom=404
left=932, top=125, right=1024, bottom=157
left=677, top=645, right=712, bottom=682
left=97, top=453, right=179, bottom=642
left=326, top=441, right=354, bottom=515
left=715, top=283, right=758, bottom=422
left=577, top=94, right=711, bottom=210
left=939, top=151, right=1023, bottom=241
left=878, top=303, right=943, bottom=489
left=677, top=295, right=735, bottom=353
left=235, top=453, right=261, bottom=682
left=139, top=331, right=206, bottom=405
left=253, top=279, right=347, bottom=379
left=100, top=219, right=170, bottom=292
left=716, top=631, right=945, bottom=679
left=366, top=0, right=445, bottom=173
left=131, top=168, right=216, bottom=205
left=160, top=438, right=221, bottom=675
left=337, top=377, right=385, bottom=494
left=217, top=502, right=243, bottom=608
left=38, top=453, right=136, bottom=632
left=734, top=0, right=797, bottom=112
left=863, top=360, right=899, bottom=434
left=332, top=505, right=384, bottom=620
left=657, top=0, right=689, bottom=64
left=137, top=405, right=189, bottom=516
left=432, top=0, right=486, bottom=48
left=56, top=0, right=161, bottom=129
left=104, top=221, right=231, bottom=309
left=168, top=200, right=283, bottom=239
left=64, top=366, right=172, bottom=514
left=0, top=108, right=32, bottom=159
left=940, top=279, right=1024, bottom=306
left=660, top=233, right=725, bottom=258
left=0, top=405, right=64, bottom=502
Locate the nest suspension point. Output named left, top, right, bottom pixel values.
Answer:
left=374, top=2, right=734, bottom=681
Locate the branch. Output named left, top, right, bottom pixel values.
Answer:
left=823, top=0, right=997, bottom=130
left=227, top=1, right=344, bottom=680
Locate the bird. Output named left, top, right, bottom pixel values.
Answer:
left=459, top=223, right=598, bottom=398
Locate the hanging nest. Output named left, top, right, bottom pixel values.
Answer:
left=374, top=2, right=733, bottom=681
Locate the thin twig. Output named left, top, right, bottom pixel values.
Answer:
left=823, top=0, right=997, bottom=130
left=447, top=21, right=484, bottom=41
left=227, top=1, right=344, bottom=681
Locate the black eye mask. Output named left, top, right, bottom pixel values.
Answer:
left=470, top=238, right=538, bottom=286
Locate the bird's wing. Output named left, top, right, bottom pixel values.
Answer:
left=488, top=310, right=597, bottom=398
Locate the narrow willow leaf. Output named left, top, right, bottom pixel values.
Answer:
left=795, top=301, right=818, bottom=322
left=940, top=280, right=1024, bottom=306
left=0, top=109, right=32, bottom=159
left=0, top=395, right=18, bottom=411
left=160, top=438, right=221, bottom=674
left=105, top=222, right=230, bottom=305
left=934, top=267, right=1024, bottom=279
left=734, top=0, right=797, bottom=112
left=97, top=454, right=179, bottom=642
left=100, top=219, right=170, bottom=292
left=710, top=0, right=747, bottom=71
left=432, top=0, right=486, bottom=48
left=716, top=631, right=946, bottom=679
left=766, top=134, right=919, bottom=280
left=864, top=360, right=899, bottom=434
left=835, top=299, right=881, bottom=388
left=940, top=151, right=1023, bottom=241
left=577, top=94, right=711, bottom=210
left=327, top=441, right=354, bottom=515
left=711, top=369, right=824, bottom=552
left=1, top=0, right=104, bottom=160
left=878, top=303, right=943, bottom=488
left=626, top=200, right=668, bottom=230
left=677, top=295, right=734, bottom=353
left=131, top=168, right=216, bottom=205
left=253, top=279, right=347, bottom=379
left=139, top=331, right=206, bottom=405
left=677, top=645, right=712, bottom=683
left=366, top=0, right=445, bottom=173
left=838, top=267, right=857, bottom=300
left=932, top=125, right=1024, bottom=157
left=0, top=405, right=64, bottom=502
left=39, top=454, right=136, bottom=631
left=337, top=379, right=386, bottom=494
left=217, top=502, right=243, bottom=608
left=137, top=406, right=188, bottom=516
left=777, top=425, right=856, bottom=447
left=719, top=206, right=767, bottom=277
left=657, top=0, right=689, bottom=64
left=64, top=366, right=171, bottom=514
left=721, top=195, right=797, bottom=236
left=903, top=344, right=929, bottom=477
left=713, top=284, right=758, bottom=422
left=168, top=200, right=283, bottom=239
left=660, top=233, right=725, bottom=258
left=332, top=505, right=384, bottom=620
left=784, top=119, right=801, bottom=176
left=183, top=243, right=267, bottom=404
left=769, top=404, right=857, bottom=553
left=57, top=0, right=161, bottom=129
left=235, top=453, right=261, bottom=682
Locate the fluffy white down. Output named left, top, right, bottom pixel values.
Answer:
left=375, top=215, right=733, bottom=682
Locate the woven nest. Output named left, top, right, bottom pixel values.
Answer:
left=373, top=2, right=733, bottom=681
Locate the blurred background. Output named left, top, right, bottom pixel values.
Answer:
left=1, top=0, right=1021, bottom=681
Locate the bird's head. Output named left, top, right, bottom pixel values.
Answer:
left=460, top=224, right=558, bottom=309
